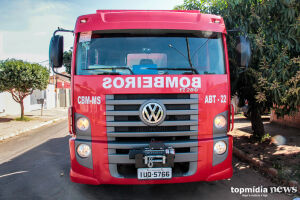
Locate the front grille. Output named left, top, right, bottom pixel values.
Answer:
left=114, top=125, right=190, bottom=133
left=114, top=115, right=191, bottom=122
left=106, top=93, right=199, bottom=178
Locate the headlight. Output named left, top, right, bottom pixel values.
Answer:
left=77, top=144, right=91, bottom=158
left=214, top=115, right=226, bottom=129
left=214, top=141, right=227, bottom=155
left=76, top=117, right=89, bottom=131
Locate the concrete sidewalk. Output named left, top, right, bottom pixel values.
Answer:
left=0, top=108, right=68, bottom=141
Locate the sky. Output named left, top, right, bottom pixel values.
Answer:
left=0, top=0, right=184, bottom=65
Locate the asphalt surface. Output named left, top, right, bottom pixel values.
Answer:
left=0, top=120, right=293, bottom=200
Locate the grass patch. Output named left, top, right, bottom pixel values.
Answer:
left=236, top=112, right=245, bottom=117
left=261, top=133, right=271, bottom=143
left=272, top=160, right=283, bottom=170
left=15, top=116, right=32, bottom=122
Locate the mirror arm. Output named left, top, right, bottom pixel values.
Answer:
left=53, top=27, right=74, bottom=36
left=51, top=65, right=71, bottom=79
left=238, top=68, right=248, bottom=74
left=50, top=27, right=73, bottom=79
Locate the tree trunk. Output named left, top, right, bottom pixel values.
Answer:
left=20, top=101, right=24, bottom=119
left=250, top=107, right=265, bottom=140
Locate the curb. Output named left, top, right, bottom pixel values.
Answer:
left=0, top=116, right=67, bottom=141
left=233, top=147, right=300, bottom=194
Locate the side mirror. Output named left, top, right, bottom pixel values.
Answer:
left=49, top=35, right=64, bottom=68
left=236, top=36, right=251, bottom=68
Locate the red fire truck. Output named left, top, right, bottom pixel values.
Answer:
left=49, top=10, right=250, bottom=185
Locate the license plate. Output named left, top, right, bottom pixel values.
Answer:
left=137, top=168, right=172, bottom=180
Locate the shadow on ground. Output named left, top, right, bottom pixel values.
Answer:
left=234, top=115, right=270, bottom=124
left=0, top=136, right=225, bottom=200
left=0, top=134, right=249, bottom=200
left=0, top=134, right=292, bottom=200
left=0, top=117, right=14, bottom=123
left=233, top=116, right=300, bottom=184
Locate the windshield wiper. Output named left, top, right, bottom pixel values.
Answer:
left=185, top=37, right=193, bottom=69
left=146, top=67, right=198, bottom=74
left=204, top=71, right=215, bottom=74
left=97, top=72, right=121, bottom=75
left=85, top=66, right=134, bottom=75
left=191, top=38, right=210, bottom=58
left=168, top=40, right=199, bottom=74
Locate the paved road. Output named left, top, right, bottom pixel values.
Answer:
left=0, top=120, right=292, bottom=200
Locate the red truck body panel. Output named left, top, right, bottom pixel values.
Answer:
left=74, top=10, right=226, bottom=34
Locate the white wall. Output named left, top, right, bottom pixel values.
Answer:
left=0, top=93, right=5, bottom=113
left=0, top=92, right=26, bottom=116
left=0, top=84, right=56, bottom=117
left=45, top=84, right=55, bottom=109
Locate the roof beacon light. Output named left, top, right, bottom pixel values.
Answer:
left=80, top=18, right=87, bottom=23
left=214, top=19, right=221, bottom=24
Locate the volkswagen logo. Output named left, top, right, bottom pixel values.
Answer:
left=139, top=100, right=166, bottom=126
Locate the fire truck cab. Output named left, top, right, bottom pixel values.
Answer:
left=49, top=10, right=250, bottom=185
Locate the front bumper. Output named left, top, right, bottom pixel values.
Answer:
left=69, top=135, right=233, bottom=185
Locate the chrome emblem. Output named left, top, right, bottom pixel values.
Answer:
left=139, top=100, right=166, bottom=126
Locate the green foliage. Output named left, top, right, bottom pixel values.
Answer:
left=223, top=0, right=300, bottom=117
left=63, top=50, right=72, bottom=74
left=179, top=0, right=227, bottom=13
left=0, top=59, right=50, bottom=118
left=0, top=59, right=49, bottom=92
left=261, top=133, right=271, bottom=143
left=175, top=0, right=300, bottom=138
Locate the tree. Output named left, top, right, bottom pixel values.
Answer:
left=0, top=59, right=50, bottom=119
left=63, top=50, right=72, bottom=74
left=175, top=0, right=300, bottom=140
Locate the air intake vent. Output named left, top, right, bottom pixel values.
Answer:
left=105, top=93, right=199, bottom=178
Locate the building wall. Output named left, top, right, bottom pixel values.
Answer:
left=0, top=92, right=36, bottom=116
left=0, top=84, right=56, bottom=117
left=45, top=84, right=56, bottom=109
left=56, top=88, right=70, bottom=108
left=0, top=93, right=6, bottom=114
left=270, top=108, right=300, bottom=129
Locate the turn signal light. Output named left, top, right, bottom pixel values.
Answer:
left=214, top=115, right=227, bottom=129
left=76, top=117, right=89, bottom=131
left=77, top=144, right=91, bottom=158
left=214, top=141, right=227, bottom=155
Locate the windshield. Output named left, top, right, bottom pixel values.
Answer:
left=76, top=32, right=225, bottom=75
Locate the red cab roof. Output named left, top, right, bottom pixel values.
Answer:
left=74, top=10, right=226, bottom=34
